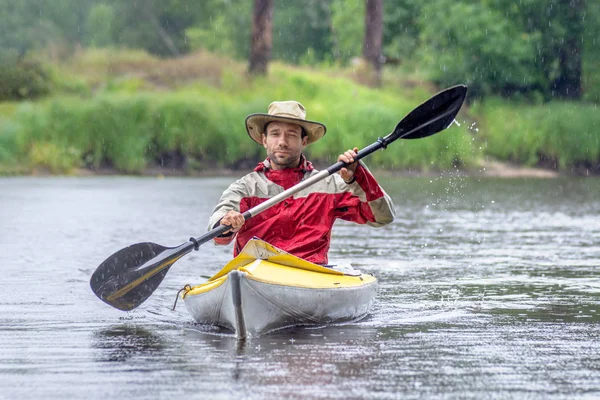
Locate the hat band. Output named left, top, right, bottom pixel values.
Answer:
left=270, top=112, right=304, bottom=119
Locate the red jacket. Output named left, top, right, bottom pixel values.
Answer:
left=209, top=155, right=395, bottom=265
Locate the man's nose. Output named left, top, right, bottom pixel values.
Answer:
left=277, top=135, right=289, bottom=146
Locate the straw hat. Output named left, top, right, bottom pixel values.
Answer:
left=245, top=101, right=327, bottom=145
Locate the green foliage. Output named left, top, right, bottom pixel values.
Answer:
left=0, top=0, right=99, bottom=60
left=49, top=68, right=92, bottom=97
left=12, top=96, right=153, bottom=173
left=2, top=46, right=599, bottom=175
left=329, top=0, right=363, bottom=63
left=0, top=118, right=18, bottom=163
left=0, top=0, right=208, bottom=58
left=0, top=61, right=51, bottom=101
left=28, top=141, right=82, bottom=174
left=188, top=0, right=337, bottom=65
left=417, top=1, right=541, bottom=99
left=107, top=0, right=205, bottom=56
left=271, top=0, right=334, bottom=65
left=475, top=99, right=600, bottom=171
left=582, top=2, right=600, bottom=103
left=1, top=63, right=479, bottom=174
left=382, top=0, right=421, bottom=62
left=0, top=0, right=50, bottom=58
left=489, top=0, right=588, bottom=99
left=2, top=0, right=599, bottom=103
left=2, top=1, right=600, bottom=175
left=583, top=59, right=600, bottom=104
left=185, top=0, right=251, bottom=59
left=85, top=4, right=115, bottom=47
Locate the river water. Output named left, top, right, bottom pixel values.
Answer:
left=0, top=175, right=598, bottom=399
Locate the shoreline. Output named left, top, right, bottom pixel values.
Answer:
left=462, top=160, right=560, bottom=178
left=9, top=159, right=582, bottom=179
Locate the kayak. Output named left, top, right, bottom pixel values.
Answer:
left=182, top=238, right=378, bottom=338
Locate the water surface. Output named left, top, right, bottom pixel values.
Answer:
left=0, top=175, right=598, bottom=399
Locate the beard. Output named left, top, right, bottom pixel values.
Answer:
left=267, top=148, right=301, bottom=170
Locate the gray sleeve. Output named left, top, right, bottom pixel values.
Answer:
left=337, top=161, right=395, bottom=227
left=366, top=191, right=396, bottom=227
left=207, top=178, right=248, bottom=231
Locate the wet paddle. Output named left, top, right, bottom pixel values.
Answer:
left=90, top=84, right=468, bottom=311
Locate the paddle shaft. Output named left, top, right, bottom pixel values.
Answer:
left=139, top=148, right=374, bottom=269
left=190, top=135, right=398, bottom=246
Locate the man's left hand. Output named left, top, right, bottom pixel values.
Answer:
left=338, top=147, right=359, bottom=183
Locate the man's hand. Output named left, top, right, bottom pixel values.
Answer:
left=338, top=147, right=359, bottom=183
left=220, top=210, right=245, bottom=234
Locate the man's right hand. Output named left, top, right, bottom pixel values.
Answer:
left=220, top=210, right=245, bottom=234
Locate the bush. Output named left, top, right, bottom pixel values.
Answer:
left=475, top=99, right=600, bottom=171
left=28, top=142, right=82, bottom=173
left=0, top=119, right=19, bottom=164
left=0, top=61, right=51, bottom=101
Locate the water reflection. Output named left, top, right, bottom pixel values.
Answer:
left=92, top=324, right=166, bottom=363
left=182, top=323, right=383, bottom=396
left=184, top=327, right=247, bottom=381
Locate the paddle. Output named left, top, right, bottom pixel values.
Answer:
left=90, top=84, right=468, bottom=311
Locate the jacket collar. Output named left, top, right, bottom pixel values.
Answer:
left=254, top=154, right=314, bottom=173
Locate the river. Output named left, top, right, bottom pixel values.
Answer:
left=0, top=175, right=598, bottom=399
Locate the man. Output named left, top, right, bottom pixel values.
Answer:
left=209, top=100, right=395, bottom=265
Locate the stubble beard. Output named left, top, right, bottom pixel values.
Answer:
left=268, top=149, right=301, bottom=170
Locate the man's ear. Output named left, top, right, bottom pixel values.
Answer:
left=262, top=134, right=267, bottom=148
left=302, top=136, right=308, bottom=146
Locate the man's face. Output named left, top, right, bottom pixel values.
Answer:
left=263, top=121, right=307, bottom=170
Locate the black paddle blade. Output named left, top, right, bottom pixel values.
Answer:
left=390, top=84, right=467, bottom=141
left=90, top=242, right=179, bottom=311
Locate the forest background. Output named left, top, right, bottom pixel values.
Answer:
left=0, top=0, right=598, bottom=176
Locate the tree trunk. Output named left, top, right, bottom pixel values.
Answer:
left=249, top=0, right=273, bottom=76
left=552, top=0, right=585, bottom=99
left=363, top=0, right=383, bottom=86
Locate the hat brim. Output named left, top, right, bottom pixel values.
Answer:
left=245, top=114, right=327, bottom=145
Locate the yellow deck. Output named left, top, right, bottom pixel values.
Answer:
left=183, top=238, right=376, bottom=298
left=185, top=258, right=376, bottom=297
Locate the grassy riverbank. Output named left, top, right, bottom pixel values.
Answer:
left=0, top=49, right=598, bottom=175
left=474, top=99, right=600, bottom=173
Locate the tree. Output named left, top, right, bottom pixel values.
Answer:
left=363, top=0, right=383, bottom=86
left=185, top=0, right=251, bottom=60
left=490, top=0, right=588, bottom=100
left=249, top=0, right=273, bottom=75
left=417, top=1, right=542, bottom=99
left=85, top=4, right=115, bottom=48
left=108, top=0, right=202, bottom=57
left=382, top=0, right=421, bottom=64
left=271, top=0, right=333, bottom=65
left=0, top=0, right=95, bottom=61
left=330, top=0, right=363, bottom=63
left=551, top=0, right=585, bottom=99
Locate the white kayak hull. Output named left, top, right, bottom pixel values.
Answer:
left=184, top=268, right=377, bottom=337
left=182, top=239, right=378, bottom=338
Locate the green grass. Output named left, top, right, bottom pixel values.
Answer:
left=474, top=99, right=600, bottom=171
left=0, top=54, right=478, bottom=174
left=1, top=48, right=598, bottom=175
